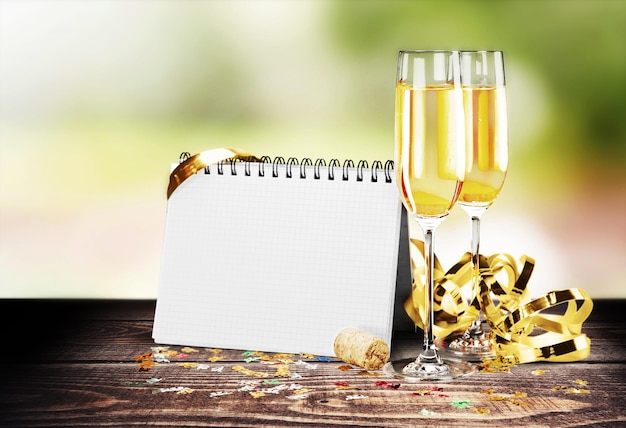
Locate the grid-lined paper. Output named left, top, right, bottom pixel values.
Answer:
left=152, top=160, right=402, bottom=357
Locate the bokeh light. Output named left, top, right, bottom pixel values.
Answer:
left=1, top=0, right=624, bottom=298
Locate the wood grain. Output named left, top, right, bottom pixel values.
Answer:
left=1, top=299, right=624, bottom=427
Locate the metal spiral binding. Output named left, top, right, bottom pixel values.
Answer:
left=191, top=154, right=393, bottom=182
left=342, top=160, right=354, bottom=181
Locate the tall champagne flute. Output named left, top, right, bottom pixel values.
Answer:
left=445, top=50, right=508, bottom=359
left=383, top=50, right=474, bottom=381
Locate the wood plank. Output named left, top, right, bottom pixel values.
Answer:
left=1, top=359, right=624, bottom=427
left=1, top=299, right=625, bottom=427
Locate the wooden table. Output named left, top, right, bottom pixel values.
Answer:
left=1, top=299, right=624, bottom=427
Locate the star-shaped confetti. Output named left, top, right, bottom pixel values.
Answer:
left=451, top=400, right=471, bottom=409
left=208, top=356, right=225, bottom=363
left=249, top=391, right=266, bottom=399
left=334, top=381, right=357, bottom=390
left=346, top=394, right=368, bottom=401
left=178, top=362, right=198, bottom=369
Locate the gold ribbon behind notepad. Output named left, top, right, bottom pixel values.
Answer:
left=167, top=148, right=260, bottom=198
left=404, top=237, right=593, bottom=364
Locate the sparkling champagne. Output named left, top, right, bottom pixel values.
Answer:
left=395, top=83, right=464, bottom=217
left=459, top=86, right=508, bottom=206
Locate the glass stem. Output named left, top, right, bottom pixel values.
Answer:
left=418, top=225, right=441, bottom=364
left=468, top=213, right=485, bottom=334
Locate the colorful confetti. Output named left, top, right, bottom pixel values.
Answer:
left=295, top=360, right=317, bottom=370
left=374, top=381, right=400, bottom=390
left=552, top=381, right=591, bottom=395
left=126, top=344, right=559, bottom=415
left=232, top=365, right=270, bottom=378
left=152, top=386, right=186, bottom=394
left=274, top=365, right=292, bottom=378
left=152, top=353, right=170, bottom=363
left=477, top=355, right=518, bottom=373
left=311, top=356, right=332, bottom=362
left=482, top=389, right=530, bottom=407
left=122, top=381, right=147, bottom=386
left=451, top=400, right=471, bottom=409
left=287, top=394, right=309, bottom=400
left=357, top=370, right=382, bottom=377
left=134, top=352, right=153, bottom=362
left=177, top=363, right=198, bottom=369
left=263, top=384, right=288, bottom=394
left=137, top=360, right=157, bottom=371
left=487, top=395, right=508, bottom=401
left=334, top=381, right=358, bottom=390
left=566, top=388, right=590, bottom=394
left=238, top=381, right=261, bottom=392
left=274, top=353, right=295, bottom=360
left=134, top=352, right=158, bottom=371
left=249, top=391, right=266, bottom=399
left=242, top=351, right=265, bottom=357
left=345, top=394, right=368, bottom=401
left=412, top=386, right=447, bottom=398
left=208, top=356, right=225, bottom=362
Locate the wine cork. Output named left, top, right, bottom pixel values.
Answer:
left=333, top=328, right=390, bottom=370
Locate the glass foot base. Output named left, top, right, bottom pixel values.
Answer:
left=436, top=334, right=496, bottom=361
left=383, top=357, right=474, bottom=382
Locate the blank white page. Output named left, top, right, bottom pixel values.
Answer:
left=153, top=159, right=402, bottom=356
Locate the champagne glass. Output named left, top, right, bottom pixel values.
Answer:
left=383, top=50, right=474, bottom=381
left=444, top=50, right=508, bottom=360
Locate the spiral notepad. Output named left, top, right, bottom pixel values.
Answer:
left=153, top=153, right=402, bottom=357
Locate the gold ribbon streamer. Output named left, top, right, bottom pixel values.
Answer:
left=167, top=148, right=260, bottom=199
left=404, top=238, right=593, bottom=363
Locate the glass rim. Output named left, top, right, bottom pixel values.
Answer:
left=398, top=50, right=503, bottom=54
left=398, top=49, right=457, bottom=54
left=459, top=49, right=504, bottom=54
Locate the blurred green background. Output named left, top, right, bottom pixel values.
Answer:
left=1, top=0, right=624, bottom=299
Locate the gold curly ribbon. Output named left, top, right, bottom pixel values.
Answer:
left=403, top=237, right=593, bottom=363
left=167, top=148, right=260, bottom=199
